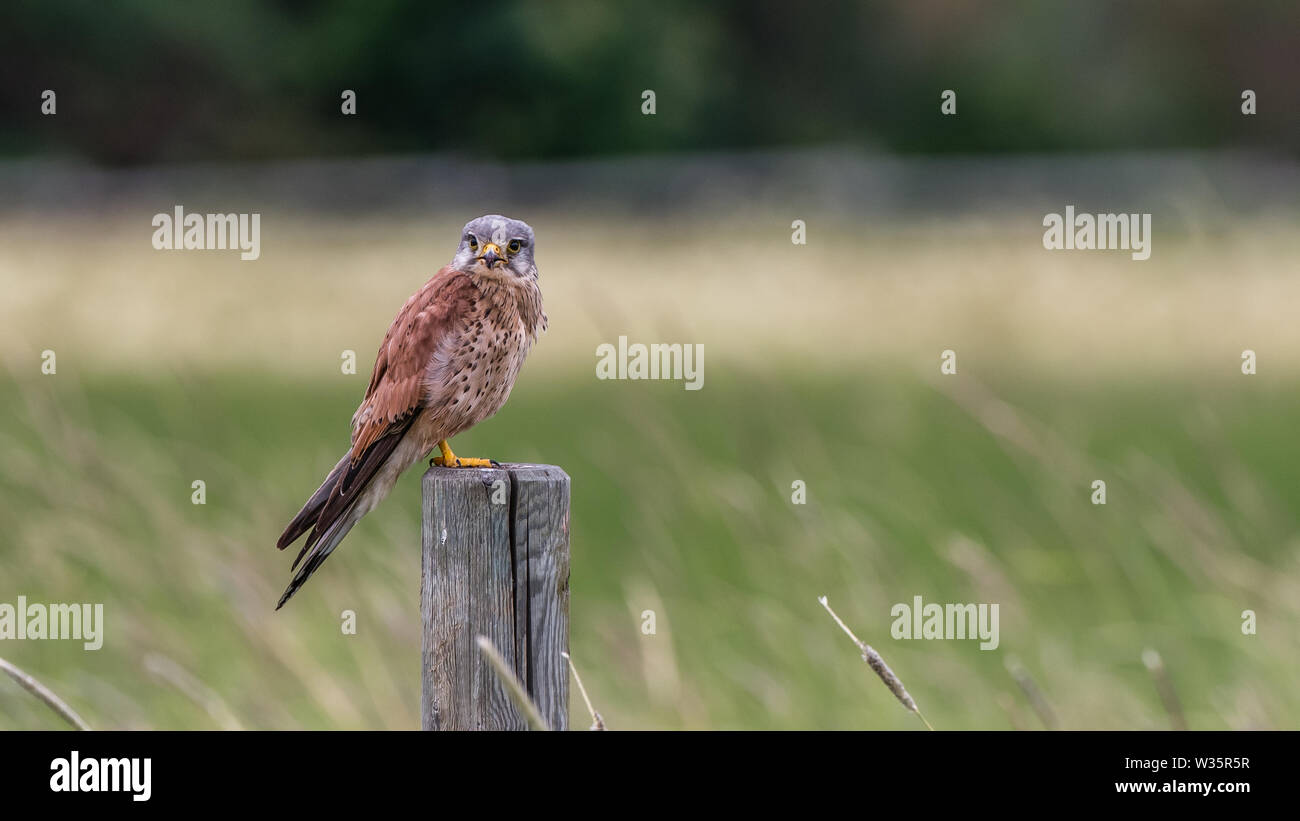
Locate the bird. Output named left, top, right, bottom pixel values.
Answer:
left=274, top=215, right=547, bottom=609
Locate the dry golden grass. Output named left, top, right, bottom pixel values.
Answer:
left=1, top=211, right=1297, bottom=378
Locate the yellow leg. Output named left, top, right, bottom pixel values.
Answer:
left=431, top=439, right=497, bottom=468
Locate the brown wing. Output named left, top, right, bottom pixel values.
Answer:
left=273, top=268, right=481, bottom=609
left=349, top=266, right=478, bottom=462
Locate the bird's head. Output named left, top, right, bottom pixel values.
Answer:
left=452, top=215, right=537, bottom=279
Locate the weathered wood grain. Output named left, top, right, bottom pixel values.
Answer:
left=508, top=464, right=571, bottom=731
left=421, top=463, right=570, bottom=730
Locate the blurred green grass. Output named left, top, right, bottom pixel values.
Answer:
left=2, top=363, right=1297, bottom=730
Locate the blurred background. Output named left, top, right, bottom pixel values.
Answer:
left=1, top=1, right=1297, bottom=730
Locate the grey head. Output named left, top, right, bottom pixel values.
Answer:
left=450, top=215, right=538, bottom=279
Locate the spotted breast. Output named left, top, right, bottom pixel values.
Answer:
left=417, top=268, right=546, bottom=453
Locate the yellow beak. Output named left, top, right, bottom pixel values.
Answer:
left=478, top=242, right=504, bottom=266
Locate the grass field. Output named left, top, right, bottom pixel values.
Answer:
left=1, top=209, right=1298, bottom=730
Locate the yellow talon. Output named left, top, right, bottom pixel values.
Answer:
left=432, top=440, right=497, bottom=468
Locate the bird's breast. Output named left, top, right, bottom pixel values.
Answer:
left=421, top=300, right=535, bottom=442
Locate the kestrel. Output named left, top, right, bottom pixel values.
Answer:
left=274, top=215, right=547, bottom=609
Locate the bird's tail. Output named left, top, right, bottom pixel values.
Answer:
left=275, top=453, right=354, bottom=610
left=277, top=454, right=349, bottom=550
left=274, top=414, right=418, bottom=609
left=275, top=504, right=365, bottom=610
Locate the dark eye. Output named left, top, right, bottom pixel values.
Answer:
left=466, top=234, right=478, bottom=250
left=507, top=239, right=522, bottom=254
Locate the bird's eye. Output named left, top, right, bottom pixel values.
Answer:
left=507, top=239, right=522, bottom=254
left=466, top=235, right=478, bottom=250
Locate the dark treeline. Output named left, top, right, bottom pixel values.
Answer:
left=1, top=0, right=1295, bottom=165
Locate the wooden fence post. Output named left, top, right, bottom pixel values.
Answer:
left=421, top=463, right=570, bottom=730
